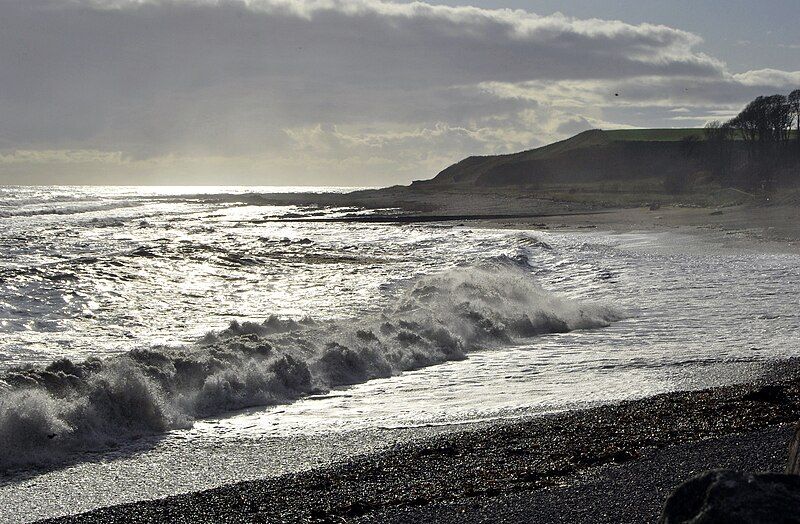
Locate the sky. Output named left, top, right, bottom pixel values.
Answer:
left=1, top=0, right=799, bottom=186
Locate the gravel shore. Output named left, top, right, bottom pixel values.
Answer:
left=45, top=365, right=800, bottom=523
left=359, top=426, right=793, bottom=524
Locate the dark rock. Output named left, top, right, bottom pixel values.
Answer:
left=659, top=469, right=800, bottom=523
left=788, top=424, right=800, bottom=474
left=743, top=385, right=788, bottom=404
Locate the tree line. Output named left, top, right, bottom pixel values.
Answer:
left=693, top=89, right=800, bottom=192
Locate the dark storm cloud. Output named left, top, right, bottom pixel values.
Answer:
left=0, top=0, right=724, bottom=154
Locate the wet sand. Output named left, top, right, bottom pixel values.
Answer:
left=512, top=204, right=800, bottom=252
left=243, top=186, right=800, bottom=251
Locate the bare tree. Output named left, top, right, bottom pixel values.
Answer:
left=728, top=99, right=762, bottom=155
left=727, top=95, right=792, bottom=190
left=729, top=95, right=792, bottom=149
left=766, top=94, right=792, bottom=144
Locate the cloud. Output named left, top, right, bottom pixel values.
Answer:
left=0, top=150, right=127, bottom=165
left=732, top=69, right=800, bottom=88
left=555, top=116, right=595, bottom=136
left=0, top=0, right=798, bottom=184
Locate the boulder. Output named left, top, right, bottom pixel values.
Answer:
left=788, top=424, right=800, bottom=474
left=659, top=469, right=800, bottom=523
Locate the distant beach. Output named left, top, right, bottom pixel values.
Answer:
left=237, top=185, right=800, bottom=250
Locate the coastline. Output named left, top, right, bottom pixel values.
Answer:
left=245, top=186, right=800, bottom=252
left=500, top=204, right=800, bottom=254
left=7, top=1, right=800, bottom=521
left=45, top=361, right=800, bottom=523
left=34, top=192, right=800, bottom=523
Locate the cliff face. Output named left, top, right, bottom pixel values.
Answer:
left=413, top=129, right=709, bottom=188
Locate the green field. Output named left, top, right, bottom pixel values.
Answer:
left=603, top=128, right=798, bottom=141
left=604, top=128, right=704, bottom=141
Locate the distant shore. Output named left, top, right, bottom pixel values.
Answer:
left=45, top=361, right=800, bottom=523
left=237, top=184, right=800, bottom=251
left=487, top=203, right=800, bottom=254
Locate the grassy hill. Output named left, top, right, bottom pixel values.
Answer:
left=408, top=127, right=800, bottom=208
left=412, top=128, right=722, bottom=190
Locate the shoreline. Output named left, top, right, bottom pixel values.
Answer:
left=45, top=363, right=800, bottom=523
left=505, top=204, right=800, bottom=254
left=34, top=190, right=800, bottom=522
left=14, top=189, right=800, bottom=522
left=239, top=185, right=800, bottom=252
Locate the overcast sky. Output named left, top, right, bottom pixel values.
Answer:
left=1, top=0, right=799, bottom=186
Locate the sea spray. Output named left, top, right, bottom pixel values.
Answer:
left=0, top=262, right=620, bottom=470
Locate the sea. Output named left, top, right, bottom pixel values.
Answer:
left=1, top=186, right=798, bottom=522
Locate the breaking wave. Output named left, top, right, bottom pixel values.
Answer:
left=0, top=262, right=620, bottom=470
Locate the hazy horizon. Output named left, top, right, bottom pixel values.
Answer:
left=1, top=0, right=799, bottom=186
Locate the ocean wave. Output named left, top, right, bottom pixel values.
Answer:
left=0, top=201, right=141, bottom=219
left=0, top=263, right=620, bottom=471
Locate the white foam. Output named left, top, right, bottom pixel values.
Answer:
left=0, top=262, right=619, bottom=470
